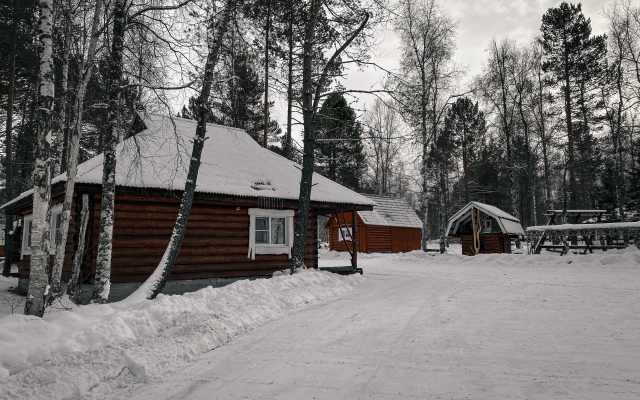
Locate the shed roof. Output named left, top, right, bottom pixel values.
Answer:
left=356, top=195, right=423, bottom=228
left=446, top=201, right=524, bottom=236
left=3, top=114, right=375, bottom=210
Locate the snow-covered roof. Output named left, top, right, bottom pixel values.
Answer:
left=2, top=114, right=375, bottom=210
left=355, top=195, right=422, bottom=228
left=446, top=201, right=524, bottom=236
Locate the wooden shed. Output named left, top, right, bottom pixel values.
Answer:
left=326, top=194, right=422, bottom=253
left=2, top=114, right=374, bottom=300
left=446, top=202, right=524, bottom=256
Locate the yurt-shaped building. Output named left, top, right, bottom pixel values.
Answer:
left=446, top=202, right=524, bottom=256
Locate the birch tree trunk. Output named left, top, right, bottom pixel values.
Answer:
left=24, top=0, right=55, bottom=317
left=53, top=36, right=69, bottom=177
left=67, top=194, right=89, bottom=304
left=92, top=0, right=126, bottom=303
left=127, top=0, right=235, bottom=301
left=50, top=0, right=103, bottom=300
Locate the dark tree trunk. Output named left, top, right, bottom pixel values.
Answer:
left=130, top=0, right=235, bottom=301
left=291, top=0, right=322, bottom=271
left=263, top=0, right=271, bottom=148
left=285, top=1, right=294, bottom=159
left=291, top=3, right=368, bottom=270
left=2, top=0, right=17, bottom=277
left=563, top=51, right=577, bottom=210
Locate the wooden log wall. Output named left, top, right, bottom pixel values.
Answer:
left=460, top=234, right=511, bottom=256
left=88, top=194, right=316, bottom=283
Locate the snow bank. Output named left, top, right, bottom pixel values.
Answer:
left=0, top=269, right=364, bottom=399
left=392, top=246, right=640, bottom=268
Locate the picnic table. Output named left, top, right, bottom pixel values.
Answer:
left=544, top=209, right=607, bottom=225
left=526, top=221, right=640, bottom=255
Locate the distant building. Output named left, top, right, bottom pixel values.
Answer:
left=326, top=194, right=422, bottom=253
left=446, top=202, right=524, bottom=256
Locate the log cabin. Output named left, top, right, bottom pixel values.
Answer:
left=446, top=202, right=524, bottom=256
left=326, top=194, right=422, bottom=253
left=2, top=114, right=374, bottom=301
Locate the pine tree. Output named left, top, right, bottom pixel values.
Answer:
left=315, top=93, right=365, bottom=191
left=442, top=97, right=486, bottom=204
left=1, top=0, right=39, bottom=276
left=181, top=48, right=281, bottom=147
left=541, top=2, right=606, bottom=209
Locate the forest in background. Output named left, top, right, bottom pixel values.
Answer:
left=0, top=0, right=639, bottom=251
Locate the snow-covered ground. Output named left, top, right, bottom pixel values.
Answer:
left=1, top=247, right=639, bottom=399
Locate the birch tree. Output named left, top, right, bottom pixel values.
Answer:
left=90, top=0, right=199, bottom=302
left=24, top=0, right=55, bottom=316
left=393, top=0, right=457, bottom=248
left=363, top=98, right=405, bottom=195
left=90, top=0, right=126, bottom=303
left=49, top=0, right=104, bottom=300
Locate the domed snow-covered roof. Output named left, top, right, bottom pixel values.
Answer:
left=446, top=202, right=524, bottom=236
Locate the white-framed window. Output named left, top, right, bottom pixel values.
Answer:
left=483, top=218, right=492, bottom=233
left=247, top=208, right=294, bottom=260
left=21, top=214, right=33, bottom=258
left=338, top=226, right=352, bottom=242
left=21, top=203, right=63, bottom=258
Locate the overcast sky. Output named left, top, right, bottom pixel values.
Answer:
left=274, top=0, right=615, bottom=144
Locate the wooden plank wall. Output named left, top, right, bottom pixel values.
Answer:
left=327, top=212, right=366, bottom=252
left=90, top=195, right=316, bottom=283
left=329, top=225, right=364, bottom=253
left=366, top=226, right=392, bottom=252
left=391, top=227, right=422, bottom=253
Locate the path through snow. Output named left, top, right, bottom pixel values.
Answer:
left=107, top=249, right=640, bottom=399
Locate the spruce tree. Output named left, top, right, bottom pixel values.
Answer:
left=442, top=97, right=487, bottom=204
left=315, top=93, right=365, bottom=191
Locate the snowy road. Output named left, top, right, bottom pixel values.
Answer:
left=107, top=251, right=640, bottom=400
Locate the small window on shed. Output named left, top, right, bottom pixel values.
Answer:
left=483, top=218, right=492, bottom=233
left=338, top=227, right=352, bottom=242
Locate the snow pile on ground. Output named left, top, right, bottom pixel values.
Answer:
left=0, top=269, right=364, bottom=400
